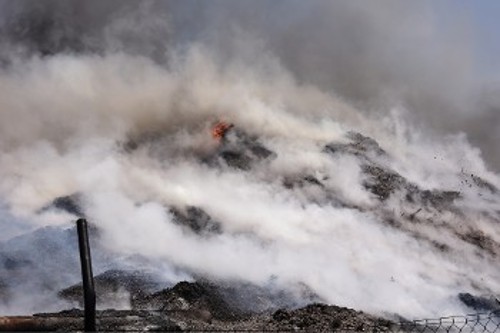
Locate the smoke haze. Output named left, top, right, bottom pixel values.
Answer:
left=0, top=0, right=499, bottom=320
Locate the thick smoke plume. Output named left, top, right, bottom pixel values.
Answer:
left=0, top=0, right=499, bottom=320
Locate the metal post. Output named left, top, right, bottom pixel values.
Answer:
left=76, top=219, right=96, bottom=332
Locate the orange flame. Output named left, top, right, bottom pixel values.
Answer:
left=212, top=121, right=233, bottom=140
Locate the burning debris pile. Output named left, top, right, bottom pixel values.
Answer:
left=1, top=2, right=500, bottom=330
left=0, top=290, right=394, bottom=332
left=1, top=122, right=499, bottom=330
left=3, top=267, right=394, bottom=331
left=206, top=121, right=276, bottom=170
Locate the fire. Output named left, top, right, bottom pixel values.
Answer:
left=212, top=121, right=233, bottom=141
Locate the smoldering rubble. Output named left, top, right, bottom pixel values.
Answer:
left=0, top=1, right=500, bottom=331
left=1, top=125, right=500, bottom=331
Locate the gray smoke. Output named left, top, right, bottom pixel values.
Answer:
left=0, top=0, right=499, bottom=320
left=1, top=0, right=497, bottom=169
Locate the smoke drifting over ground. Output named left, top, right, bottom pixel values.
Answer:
left=0, top=0, right=499, bottom=321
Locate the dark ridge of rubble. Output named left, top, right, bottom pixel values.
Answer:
left=209, top=127, right=276, bottom=170
left=361, top=164, right=407, bottom=201
left=458, top=293, right=500, bottom=312
left=323, top=131, right=495, bottom=259
left=418, top=189, right=461, bottom=208
left=346, top=132, right=387, bottom=155
left=324, top=132, right=461, bottom=209
left=458, top=229, right=499, bottom=256
left=324, top=131, right=386, bottom=158
left=398, top=226, right=451, bottom=254
left=32, top=309, right=182, bottom=332
left=381, top=207, right=500, bottom=258
left=134, top=281, right=244, bottom=322
left=170, top=206, right=222, bottom=235
left=59, top=271, right=323, bottom=322
left=2, top=128, right=499, bottom=332
left=470, top=174, right=498, bottom=194
left=26, top=302, right=396, bottom=332
left=218, top=150, right=254, bottom=170
left=269, top=303, right=395, bottom=332
left=123, top=124, right=277, bottom=171
left=323, top=133, right=495, bottom=204
left=361, top=164, right=460, bottom=207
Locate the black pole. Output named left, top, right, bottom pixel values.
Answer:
left=76, top=219, right=96, bottom=332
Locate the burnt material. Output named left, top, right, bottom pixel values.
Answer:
left=170, top=206, right=222, bottom=235
left=0, top=316, right=81, bottom=331
left=76, top=219, right=96, bottom=332
left=458, top=293, right=500, bottom=312
left=210, top=127, right=276, bottom=170
left=324, top=131, right=386, bottom=157
left=135, top=281, right=244, bottom=321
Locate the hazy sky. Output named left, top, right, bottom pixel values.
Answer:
left=438, top=0, right=500, bottom=82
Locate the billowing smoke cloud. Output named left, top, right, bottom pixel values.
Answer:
left=0, top=0, right=499, bottom=320
left=189, top=0, right=499, bottom=170
left=2, top=0, right=496, bottom=168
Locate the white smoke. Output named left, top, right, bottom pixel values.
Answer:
left=0, top=0, right=499, bottom=320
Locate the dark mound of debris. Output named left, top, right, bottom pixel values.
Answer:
left=134, top=281, right=242, bottom=322
left=17, top=301, right=397, bottom=332
left=60, top=271, right=322, bottom=323
left=458, top=230, right=499, bottom=257
left=270, top=303, right=394, bottom=332
left=22, top=309, right=181, bottom=332
left=209, top=126, right=275, bottom=170
left=170, top=206, right=222, bottom=235
left=362, top=164, right=460, bottom=206
left=53, top=269, right=359, bottom=332
left=458, top=293, right=500, bottom=312
left=324, top=131, right=386, bottom=157
left=324, top=132, right=461, bottom=209
left=360, top=164, right=407, bottom=201
left=321, top=131, right=500, bottom=259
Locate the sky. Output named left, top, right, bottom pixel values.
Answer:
left=468, top=1, right=500, bottom=80
left=439, top=0, right=500, bottom=82
left=442, top=0, right=500, bottom=169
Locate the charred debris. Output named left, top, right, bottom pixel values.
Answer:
left=1, top=124, right=499, bottom=331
